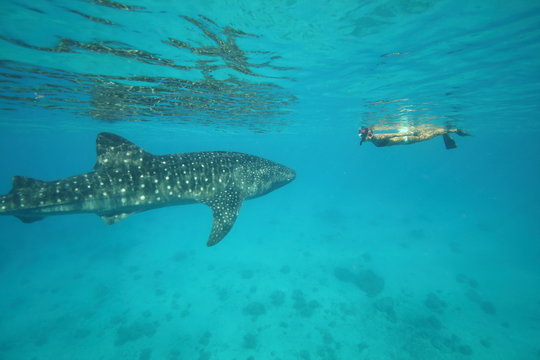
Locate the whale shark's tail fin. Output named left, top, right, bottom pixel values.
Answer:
left=442, top=133, right=457, bottom=150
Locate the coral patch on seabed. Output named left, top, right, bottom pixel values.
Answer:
left=333, top=267, right=385, bottom=297
left=373, top=296, right=397, bottom=323
left=242, top=333, right=258, bottom=350
left=424, top=292, right=447, bottom=314
left=457, top=274, right=498, bottom=316
left=242, top=301, right=266, bottom=321
left=292, top=290, right=320, bottom=318
left=115, top=321, right=159, bottom=346
left=270, top=290, right=286, bottom=307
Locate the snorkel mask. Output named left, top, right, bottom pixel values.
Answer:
left=359, top=127, right=373, bottom=145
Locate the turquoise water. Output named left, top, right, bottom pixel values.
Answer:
left=1, top=0, right=540, bottom=359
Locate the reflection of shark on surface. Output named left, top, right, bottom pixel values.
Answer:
left=0, top=133, right=296, bottom=246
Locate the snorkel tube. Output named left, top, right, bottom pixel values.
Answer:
left=359, top=127, right=368, bottom=145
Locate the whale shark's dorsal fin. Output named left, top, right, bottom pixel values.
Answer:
left=203, top=189, right=244, bottom=246
left=12, top=176, right=46, bottom=189
left=10, top=176, right=47, bottom=193
left=94, top=132, right=151, bottom=170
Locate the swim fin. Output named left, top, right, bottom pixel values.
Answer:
left=442, top=133, right=457, bottom=150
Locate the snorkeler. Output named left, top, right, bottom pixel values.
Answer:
left=359, top=125, right=471, bottom=149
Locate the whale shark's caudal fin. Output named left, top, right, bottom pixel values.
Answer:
left=94, top=132, right=152, bottom=170
left=203, top=189, right=243, bottom=246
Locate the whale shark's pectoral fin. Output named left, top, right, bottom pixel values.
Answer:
left=203, top=189, right=243, bottom=247
left=99, top=212, right=137, bottom=225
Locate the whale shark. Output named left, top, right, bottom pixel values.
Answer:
left=0, top=133, right=296, bottom=246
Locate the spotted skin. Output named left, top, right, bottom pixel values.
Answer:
left=0, top=133, right=296, bottom=246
